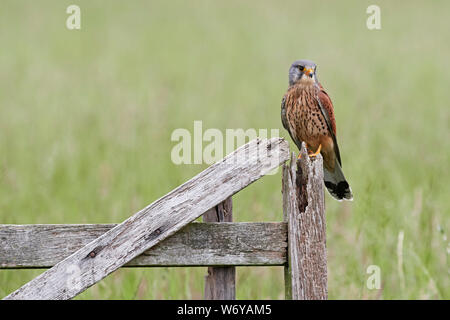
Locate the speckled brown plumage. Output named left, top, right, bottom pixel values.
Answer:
left=281, top=60, right=352, bottom=201
left=282, top=82, right=338, bottom=172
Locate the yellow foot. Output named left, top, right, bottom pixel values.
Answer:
left=308, top=144, right=322, bottom=157
left=297, top=153, right=302, bottom=159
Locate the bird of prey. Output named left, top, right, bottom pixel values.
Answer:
left=281, top=59, right=353, bottom=201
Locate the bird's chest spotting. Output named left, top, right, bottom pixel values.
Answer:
left=287, top=88, right=327, bottom=142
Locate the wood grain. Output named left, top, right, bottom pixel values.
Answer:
left=0, top=222, right=287, bottom=268
left=203, top=197, right=235, bottom=300
left=3, top=138, right=289, bottom=300
left=283, top=143, right=327, bottom=300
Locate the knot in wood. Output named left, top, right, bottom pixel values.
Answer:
left=144, top=227, right=164, bottom=241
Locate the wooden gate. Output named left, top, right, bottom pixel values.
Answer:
left=0, top=138, right=327, bottom=300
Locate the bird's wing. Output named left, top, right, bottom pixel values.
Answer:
left=316, top=84, right=342, bottom=166
left=281, top=94, right=302, bottom=150
left=281, top=96, right=289, bottom=131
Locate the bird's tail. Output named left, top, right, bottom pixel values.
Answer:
left=323, top=159, right=353, bottom=201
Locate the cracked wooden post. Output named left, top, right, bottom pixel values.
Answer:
left=203, top=197, right=235, bottom=300
left=283, top=142, right=327, bottom=300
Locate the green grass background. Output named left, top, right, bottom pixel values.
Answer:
left=0, top=0, right=449, bottom=299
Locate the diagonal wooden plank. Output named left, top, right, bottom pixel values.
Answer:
left=0, top=222, right=287, bottom=268
left=3, top=138, right=289, bottom=300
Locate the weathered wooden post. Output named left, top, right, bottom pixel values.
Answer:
left=283, top=143, right=327, bottom=300
left=203, top=197, right=235, bottom=300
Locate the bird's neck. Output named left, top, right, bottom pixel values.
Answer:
left=289, top=81, right=318, bottom=95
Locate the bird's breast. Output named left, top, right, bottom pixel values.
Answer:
left=286, top=84, right=328, bottom=146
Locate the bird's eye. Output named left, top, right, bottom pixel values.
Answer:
left=298, top=65, right=304, bottom=71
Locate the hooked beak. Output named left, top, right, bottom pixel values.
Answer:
left=304, top=68, right=314, bottom=77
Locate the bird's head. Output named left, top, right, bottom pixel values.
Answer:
left=289, top=60, right=317, bottom=86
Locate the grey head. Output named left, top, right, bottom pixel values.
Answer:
left=289, top=59, right=318, bottom=86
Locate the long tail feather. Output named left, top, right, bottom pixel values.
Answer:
left=323, top=159, right=353, bottom=201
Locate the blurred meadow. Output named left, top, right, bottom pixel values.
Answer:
left=0, top=0, right=449, bottom=299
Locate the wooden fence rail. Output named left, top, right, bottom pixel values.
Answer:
left=0, top=222, right=287, bottom=268
left=0, top=138, right=327, bottom=300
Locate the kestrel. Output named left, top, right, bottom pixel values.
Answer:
left=281, top=60, right=353, bottom=201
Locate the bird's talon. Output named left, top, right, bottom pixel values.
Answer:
left=308, top=144, right=322, bottom=158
